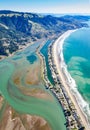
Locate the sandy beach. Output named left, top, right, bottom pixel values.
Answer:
left=52, top=30, right=89, bottom=130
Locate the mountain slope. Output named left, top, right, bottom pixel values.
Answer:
left=0, top=10, right=89, bottom=56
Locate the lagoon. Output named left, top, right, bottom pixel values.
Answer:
left=0, top=41, right=66, bottom=130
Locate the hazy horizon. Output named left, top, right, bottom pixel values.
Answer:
left=0, top=10, right=90, bottom=17
left=0, top=0, right=90, bottom=14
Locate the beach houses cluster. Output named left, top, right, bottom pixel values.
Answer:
left=36, top=40, right=85, bottom=130
left=47, top=44, right=85, bottom=130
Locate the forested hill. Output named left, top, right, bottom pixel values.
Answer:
left=0, top=10, right=90, bottom=56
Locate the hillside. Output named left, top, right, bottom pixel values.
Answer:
left=0, top=10, right=89, bottom=56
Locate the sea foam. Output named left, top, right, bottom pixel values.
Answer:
left=58, top=30, right=90, bottom=124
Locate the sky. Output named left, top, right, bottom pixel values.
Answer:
left=0, top=0, right=90, bottom=14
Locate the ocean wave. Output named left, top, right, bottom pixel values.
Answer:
left=58, top=30, right=90, bottom=123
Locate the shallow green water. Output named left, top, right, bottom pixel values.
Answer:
left=0, top=41, right=66, bottom=130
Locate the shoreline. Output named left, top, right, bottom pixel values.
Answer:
left=0, top=43, right=33, bottom=61
left=0, top=38, right=44, bottom=62
left=52, top=30, right=89, bottom=130
left=0, top=38, right=64, bottom=130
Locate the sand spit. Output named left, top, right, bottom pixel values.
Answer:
left=52, top=30, right=89, bottom=130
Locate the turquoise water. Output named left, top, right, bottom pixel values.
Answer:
left=63, top=27, right=90, bottom=119
left=40, top=40, right=55, bottom=85
left=0, top=41, right=66, bottom=130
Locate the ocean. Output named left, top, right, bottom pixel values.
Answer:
left=63, top=27, right=90, bottom=122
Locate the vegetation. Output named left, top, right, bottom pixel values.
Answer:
left=0, top=10, right=90, bottom=56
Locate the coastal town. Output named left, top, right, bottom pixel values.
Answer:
left=48, top=43, right=85, bottom=130
left=37, top=32, right=88, bottom=130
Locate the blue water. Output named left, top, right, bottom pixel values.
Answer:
left=63, top=27, right=90, bottom=119
left=40, top=40, right=55, bottom=85
left=27, top=54, right=37, bottom=64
